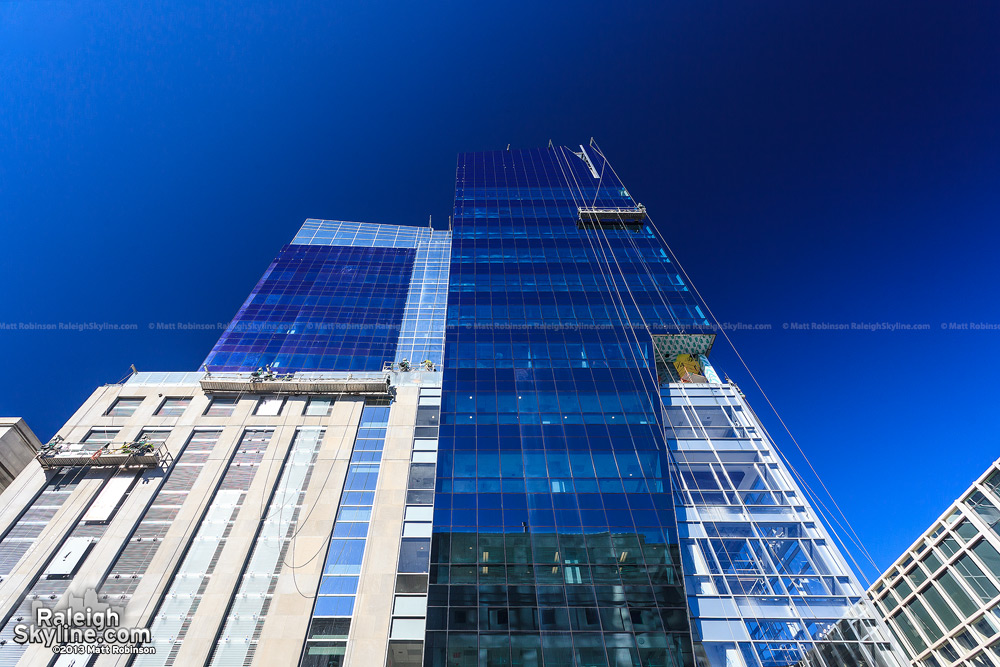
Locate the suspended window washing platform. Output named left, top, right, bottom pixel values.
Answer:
left=199, top=369, right=391, bottom=395
left=577, top=204, right=647, bottom=231
left=36, top=441, right=165, bottom=470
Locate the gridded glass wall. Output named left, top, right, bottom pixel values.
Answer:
left=446, top=151, right=709, bottom=335
left=301, top=402, right=391, bottom=667
left=870, top=461, right=1000, bottom=667
left=136, top=428, right=272, bottom=666
left=395, top=231, right=451, bottom=367
left=0, top=468, right=82, bottom=578
left=293, top=220, right=428, bottom=248
left=665, top=384, right=901, bottom=667
left=431, top=146, right=712, bottom=667
left=209, top=427, right=327, bottom=667
left=0, top=468, right=96, bottom=664
left=293, top=219, right=452, bottom=368
left=387, top=386, right=442, bottom=667
left=99, top=431, right=221, bottom=606
left=0, top=468, right=140, bottom=665
left=204, top=244, right=416, bottom=372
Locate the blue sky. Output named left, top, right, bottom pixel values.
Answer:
left=2, top=0, right=998, bottom=580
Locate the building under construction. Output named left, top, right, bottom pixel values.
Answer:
left=0, top=143, right=905, bottom=667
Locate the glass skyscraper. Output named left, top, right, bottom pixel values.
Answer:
left=0, top=143, right=903, bottom=667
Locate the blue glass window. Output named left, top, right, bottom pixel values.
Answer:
left=204, top=244, right=415, bottom=372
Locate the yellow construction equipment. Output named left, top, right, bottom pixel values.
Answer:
left=673, top=354, right=702, bottom=378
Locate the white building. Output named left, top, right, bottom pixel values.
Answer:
left=869, top=459, right=1000, bottom=667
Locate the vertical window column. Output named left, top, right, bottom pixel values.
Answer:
left=135, top=429, right=272, bottom=667
left=98, top=431, right=222, bottom=606
left=301, top=401, right=391, bottom=667
left=208, top=427, right=328, bottom=667
left=387, top=387, right=440, bottom=666
left=0, top=469, right=82, bottom=579
left=0, top=469, right=92, bottom=656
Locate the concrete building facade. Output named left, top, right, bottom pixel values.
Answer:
left=0, top=419, right=41, bottom=492
left=0, top=371, right=440, bottom=667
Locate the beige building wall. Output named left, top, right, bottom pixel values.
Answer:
left=343, top=385, right=418, bottom=667
left=0, top=371, right=435, bottom=667
left=0, top=419, right=41, bottom=492
left=252, top=398, right=365, bottom=666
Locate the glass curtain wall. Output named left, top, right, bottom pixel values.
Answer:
left=663, top=384, right=902, bottom=667
left=430, top=146, right=712, bottom=667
